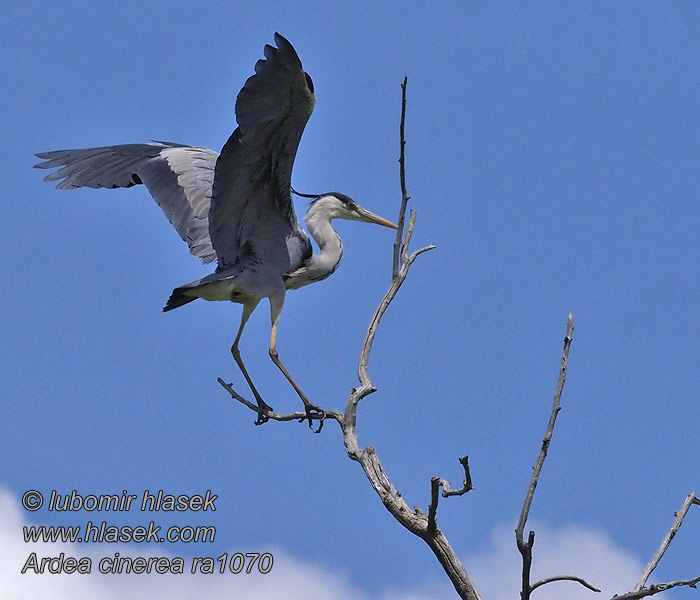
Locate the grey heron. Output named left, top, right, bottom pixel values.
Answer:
left=34, top=33, right=397, bottom=427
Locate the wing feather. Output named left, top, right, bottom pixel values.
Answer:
left=34, top=143, right=219, bottom=263
left=209, top=33, right=314, bottom=271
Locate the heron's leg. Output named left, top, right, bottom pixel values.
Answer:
left=231, top=300, right=272, bottom=425
left=268, top=293, right=325, bottom=430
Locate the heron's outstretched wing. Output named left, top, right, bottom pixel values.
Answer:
left=34, top=143, right=219, bottom=263
left=209, top=32, right=315, bottom=271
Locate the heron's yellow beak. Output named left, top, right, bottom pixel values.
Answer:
left=356, top=207, right=398, bottom=229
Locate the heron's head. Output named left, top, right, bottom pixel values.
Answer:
left=304, top=192, right=397, bottom=229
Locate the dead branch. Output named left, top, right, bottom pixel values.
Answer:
left=530, top=575, right=601, bottom=594
left=392, top=76, right=411, bottom=279
left=338, top=78, right=479, bottom=599
left=516, top=315, right=579, bottom=600
left=609, top=492, right=700, bottom=600
left=634, top=492, right=699, bottom=591
left=612, top=577, right=700, bottom=600
left=217, top=378, right=344, bottom=428
left=428, top=457, right=473, bottom=535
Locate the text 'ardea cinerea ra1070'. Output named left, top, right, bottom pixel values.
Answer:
left=34, top=33, right=397, bottom=429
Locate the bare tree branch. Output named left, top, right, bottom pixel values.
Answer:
left=428, top=457, right=473, bottom=535
left=604, top=492, right=700, bottom=600
left=530, top=575, right=601, bottom=594
left=344, top=446, right=481, bottom=600
left=442, top=456, right=473, bottom=497
left=612, top=577, right=700, bottom=600
left=392, top=76, right=411, bottom=280
left=217, top=378, right=344, bottom=428
left=634, top=492, right=699, bottom=591
left=516, top=314, right=577, bottom=600
left=336, top=79, right=480, bottom=600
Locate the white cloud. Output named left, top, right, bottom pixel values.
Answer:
left=466, top=523, right=644, bottom=600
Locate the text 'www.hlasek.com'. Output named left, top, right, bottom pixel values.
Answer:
left=19, top=489, right=273, bottom=575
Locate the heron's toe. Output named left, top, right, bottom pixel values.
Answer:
left=253, top=400, right=273, bottom=426
left=299, top=403, right=326, bottom=433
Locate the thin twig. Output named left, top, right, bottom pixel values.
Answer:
left=393, top=76, right=411, bottom=279
left=530, top=575, right=601, bottom=593
left=515, top=314, right=575, bottom=600
left=428, top=457, right=473, bottom=535
left=409, top=244, right=436, bottom=261
left=634, top=492, right=699, bottom=591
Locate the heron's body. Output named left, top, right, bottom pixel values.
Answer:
left=34, top=34, right=396, bottom=426
left=164, top=191, right=347, bottom=310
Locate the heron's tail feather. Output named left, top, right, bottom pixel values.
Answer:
left=163, top=270, right=240, bottom=311
left=163, top=288, right=198, bottom=312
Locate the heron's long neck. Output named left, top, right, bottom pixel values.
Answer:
left=287, top=211, right=343, bottom=289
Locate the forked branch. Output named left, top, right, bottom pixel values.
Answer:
left=514, top=316, right=595, bottom=599
left=512, top=316, right=698, bottom=600
left=339, top=77, right=479, bottom=599
left=612, top=577, right=700, bottom=600
left=428, top=457, right=473, bottom=535
left=634, top=492, right=699, bottom=591
left=611, top=492, right=700, bottom=600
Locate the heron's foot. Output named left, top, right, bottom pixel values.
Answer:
left=254, top=399, right=274, bottom=426
left=299, top=402, right=326, bottom=433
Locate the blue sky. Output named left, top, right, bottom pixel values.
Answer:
left=3, top=2, right=700, bottom=598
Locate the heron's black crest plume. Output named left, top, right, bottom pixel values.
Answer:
left=291, top=186, right=318, bottom=199
left=291, top=188, right=356, bottom=208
